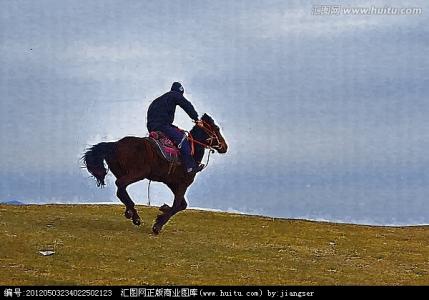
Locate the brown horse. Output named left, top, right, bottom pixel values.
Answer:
left=83, top=113, right=228, bottom=234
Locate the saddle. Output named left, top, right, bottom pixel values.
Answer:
left=147, top=131, right=181, bottom=164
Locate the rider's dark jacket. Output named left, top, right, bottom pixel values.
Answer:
left=146, top=90, right=198, bottom=132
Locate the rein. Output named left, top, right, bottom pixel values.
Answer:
left=185, top=120, right=219, bottom=170
left=187, top=120, right=220, bottom=152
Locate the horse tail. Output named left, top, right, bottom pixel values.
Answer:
left=82, top=142, right=116, bottom=187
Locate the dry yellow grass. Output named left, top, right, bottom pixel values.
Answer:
left=0, top=204, right=428, bottom=285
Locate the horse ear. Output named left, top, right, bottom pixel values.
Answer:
left=201, top=113, right=212, bottom=122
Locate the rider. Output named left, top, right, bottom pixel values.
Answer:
left=147, top=82, right=204, bottom=176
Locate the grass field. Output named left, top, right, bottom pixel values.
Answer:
left=0, top=204, right=428, bottom=285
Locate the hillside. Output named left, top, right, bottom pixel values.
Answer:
left=0, top=204, right=428, bottom=285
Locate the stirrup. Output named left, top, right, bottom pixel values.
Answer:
left=186, top=164, right=205, bottom=176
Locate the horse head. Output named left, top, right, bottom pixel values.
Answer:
left=192, top=113, right=228, bottom=154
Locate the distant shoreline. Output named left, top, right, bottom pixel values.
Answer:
left=1, top=201, right=427, bottom=227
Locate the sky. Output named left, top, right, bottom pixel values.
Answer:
left=1, top=0, right=428, bottom=225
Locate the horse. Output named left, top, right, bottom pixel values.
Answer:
left=82, top=113, right=228, bottom=234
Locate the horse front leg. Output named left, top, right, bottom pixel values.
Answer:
left=156, top=182, right=184, bottom=214
left=152, top=184, right=188, bottom=235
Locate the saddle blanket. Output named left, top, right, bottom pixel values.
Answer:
left=147, top=131, right=181, bottom=164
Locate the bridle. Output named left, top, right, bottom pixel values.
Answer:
left=187, top=120, right=223, bottom=153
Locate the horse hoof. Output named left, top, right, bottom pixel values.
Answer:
left=132, top=218, right=141, bottom=226
left=152, top=224, right=162, bottom=235
left=124, top=209, right=133, bottom=219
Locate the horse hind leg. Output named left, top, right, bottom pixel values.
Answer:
left=115, top=174, right=146, bottom=226
left=117, top=187, right=141, bottom=226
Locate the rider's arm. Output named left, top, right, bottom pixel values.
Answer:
left=174, top=93, right=199, bottom=121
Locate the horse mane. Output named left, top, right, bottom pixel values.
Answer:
left=189, top=113, right=212, bottom=142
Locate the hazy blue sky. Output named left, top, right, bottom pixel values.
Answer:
left=1, top=0, right=428, bottom=225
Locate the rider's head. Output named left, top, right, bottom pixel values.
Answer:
left=171, top=82, right=184, bottom=94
